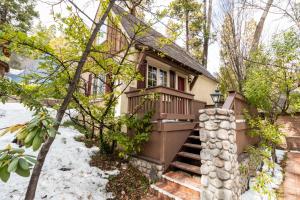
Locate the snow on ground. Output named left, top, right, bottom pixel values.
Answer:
left=241, top=149, right=286, bottom=200
left=0, top=103, right=118, bottom=200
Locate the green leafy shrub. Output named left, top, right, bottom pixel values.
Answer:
left=245, top=115, right=284, bottom=198
left=108, top=111, right=153, bottom=158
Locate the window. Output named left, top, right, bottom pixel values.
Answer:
left=93, top=75, right=105, bottom=95
left=159, top=69, right=167, bottom=87
left=147, top=65, right=157, bottom=87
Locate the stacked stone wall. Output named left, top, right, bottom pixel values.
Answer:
left=129, top=157, right=164, bottom=181
left=199, top=108, right=241, bottom=200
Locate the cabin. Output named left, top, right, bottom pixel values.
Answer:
left=83, top=5, right=218, bottom=176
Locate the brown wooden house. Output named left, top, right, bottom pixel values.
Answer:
left=83, top=5, right=218, bottom=174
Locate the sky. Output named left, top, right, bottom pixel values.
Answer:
left=34, top=0, right=295, bottom=75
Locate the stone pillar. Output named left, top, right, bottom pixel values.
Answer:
left=199, top=108, right=240, bottom=200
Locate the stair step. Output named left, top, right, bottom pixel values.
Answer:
left=188, top=135, right=200, bottom=139
left=183, top=143, right=202, bottom=149
left=170, top=161, right=201, bottom=175
left=151, top=177, right=201, bottom=200
left=163, top=171, right=202, bottom=192
left=177, top=151, right=201, bottom=160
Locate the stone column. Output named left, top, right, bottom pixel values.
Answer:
left=199, top=108, right=240, bottom=200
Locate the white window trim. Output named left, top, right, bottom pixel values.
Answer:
left=146, top=64, right=169, bottom=88
left=159, top=69, right=168, bottom=87
left=145, top=61, right=188, bottom=92
left=93, top=74, right=106, bottom=96
left=146, top=65, right=157, bottom=88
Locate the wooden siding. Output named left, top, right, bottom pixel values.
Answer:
left=106, top=17, right=128, bottom=53
left=222, top=91, right=259, bottom=155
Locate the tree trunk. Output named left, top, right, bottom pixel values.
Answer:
left=250, top=0, right=273, bottom=52
left=202, top=0, right=213, bottom=68
left=24, top=1, right=116, bottom=199
left=185, top=10, right=190, bottom=52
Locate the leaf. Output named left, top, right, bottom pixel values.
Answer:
left=10, top=148, right=25, bottom=154
left=0, top=128, right=11, bottom=137
left=24, top=156, right=36, bottom=164
left=18, top=158, right=29, bottom=170
left=48, top=127, right=57, bottom=137
left=0, top=153, right=8, bottom=161
left=24, top=130, right=37, bottom=144
left=7, top=158, right=19, bottom=173
left=32, top=135, right=43, bottom=151
left=9, top=124, right=24, bottom=133
left=0, top=165, right=10, bottom=182
left=15, top=167, right=30, bottom=177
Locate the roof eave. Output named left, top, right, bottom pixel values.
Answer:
left=135, top=44, right=201, bottom=75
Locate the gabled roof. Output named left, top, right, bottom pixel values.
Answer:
left=111, top=5, right=217, bottom=81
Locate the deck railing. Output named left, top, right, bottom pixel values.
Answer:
left=126, top=86, right=198, bottom=121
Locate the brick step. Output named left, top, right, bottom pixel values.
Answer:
left=150, top=171, right=201, bottom=200
left=162, top=171, right=201, bottom=192
left=183, top=143, right=202, bottom=149
left=177, top=151, right=201, bottom=161
left=170, top=161, right=201, bottom=175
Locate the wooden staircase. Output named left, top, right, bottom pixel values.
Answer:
left=147, top=129, right=202, bottom=199
left=169, top=129, right=202, bottom=175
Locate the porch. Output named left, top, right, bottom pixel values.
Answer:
left=125, top=86, right=206, bottom=169
left=126, top=86, right=206, bottom=122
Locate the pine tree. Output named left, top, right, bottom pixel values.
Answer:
left=0, top=0, right=39, bottom=32
left=167, top=0, right=204, bottom=61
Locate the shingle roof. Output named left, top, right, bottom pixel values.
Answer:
left=111, top=5, right=217, bottom=81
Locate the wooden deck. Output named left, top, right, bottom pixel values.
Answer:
left=126, top=86, right=206, bottom=121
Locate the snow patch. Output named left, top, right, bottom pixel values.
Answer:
left=0, top=103, right=118, bottom=200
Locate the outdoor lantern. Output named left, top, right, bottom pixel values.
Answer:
left=210, top=88, right=224, bottom=107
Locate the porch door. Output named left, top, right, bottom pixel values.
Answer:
left=177, top=76, right=185, bottom=92
left=177, top=76, right=185, bottom=114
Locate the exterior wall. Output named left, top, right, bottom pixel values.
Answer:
left=236, top=125, right=259, bottom=155
left=199, top=108, right=241, bottom=200
left=136, top=122, right=196, bottom=168
left=277, top=114, right=300, bottom=137
left=115, top=51, right=139, bottom=116
left=277, top=114, right=300, bottom=150
left=191, top=75, right=217, bottom=105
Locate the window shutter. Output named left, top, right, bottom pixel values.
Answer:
left=137, top=59, right=147, bottom=89
left=170, top=70, right=176, bottom=89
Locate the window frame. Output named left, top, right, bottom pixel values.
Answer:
left=92, top=74, right=105, bottom=96
left=147, top=65, right=158, bottom=88
left=159, top=69, right=168, bottom=87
